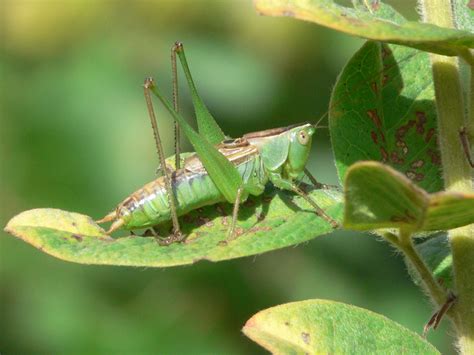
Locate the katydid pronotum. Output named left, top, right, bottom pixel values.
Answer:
left=97, top=42, right=339, bottom=244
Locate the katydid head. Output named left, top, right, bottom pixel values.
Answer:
left=284, top=123, right=315, bottom=179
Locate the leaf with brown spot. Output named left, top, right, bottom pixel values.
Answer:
left=243, top=299, right=439, bottom=354
left=344, top=162, right=474, bottom=232
left=4, top=186, right=343, bottom=267
left=329, top=38, right=443, bottom=192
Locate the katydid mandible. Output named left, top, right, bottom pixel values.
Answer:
left=97, top=42, right=339, bottom=244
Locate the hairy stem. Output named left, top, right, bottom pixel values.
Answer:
left=386, top=231, right=448, bottom=308
left=420, top=0, right=474, bottom=352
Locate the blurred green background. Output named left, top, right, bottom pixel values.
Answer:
left=1, top=0, right=453, bottom=353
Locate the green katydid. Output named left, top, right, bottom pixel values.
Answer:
left=97, top=42, right=339, bottom=244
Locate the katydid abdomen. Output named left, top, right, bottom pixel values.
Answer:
left=99, top=142, right=267, bottom=233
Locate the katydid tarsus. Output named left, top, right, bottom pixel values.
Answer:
left=97, top=42, right=339, bottom=244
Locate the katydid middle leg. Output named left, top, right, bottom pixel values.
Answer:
left=269, top=171, right=339, bottom=228
left=303, top=168, right=341, bottom=191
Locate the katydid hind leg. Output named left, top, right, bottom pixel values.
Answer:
left=144, top=77, right=184, bottom=242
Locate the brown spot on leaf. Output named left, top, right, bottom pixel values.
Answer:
left=370, top=0, right=380, bottom=11
left=382, top=74, right=389, bottom=86
left=425, top=128, right=435, bottom=143
left=427, top=149, right=442, bottom=165
left=71, top=222, right=77, bottom=227
left=406, top=170, right=416, bottom=180
left=71, top=234, right=83, bottom=242
left=367, top=109, right=386, bottom=143
left=391, top=152, right=404, bottom=164
left=411, top=160, right=424, bottom=169
left=396, top=120, right=415, bottom=141
left=249, top=226, right=272, bottom=233
left=370, top=81, right=378, bottom=94
left=381, top=45, right=390, bottom=59
left=301, top=332, right=311, bottom=345
left=371, top=131, right=378, bottom=145
left=380, top=147, right=388, bottom=162
left=285, top=321, right=290, bottom=326
left=415, top=173, right=425, bottom=181
left=416, top=111, right=427, bottom=134
left=469, top=0, right=474, bottom=9
left=221, top=216, right=228, bottom=226
left=367, top=109, right=382, bottom=129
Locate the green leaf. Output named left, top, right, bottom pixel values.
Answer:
left=243, top=299, right=439, bottom=354
left=344, top=161, right=474, bottom=232
left=254, top=0, right=474, bottom=57
left=414, top=234, right=453, bottom=289
left=424, top=191, right=474, bottom=231
left=329, top=40, right=442, bottom=192
left=344, top=161, right=428, bottom=230
left=149, top=83, right=242, bottom=203
left=453, top=0, right=474, bottom=34
left=4, top=186, right=342, bottom=267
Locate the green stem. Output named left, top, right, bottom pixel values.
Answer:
left=420, top=0, right=474, bottom=353
left=386, top=231, right=447, bottom=308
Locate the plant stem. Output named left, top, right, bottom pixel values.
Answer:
left=420, top=0, right=474, bottom=352
left=386, top=231, right=448, bottom=309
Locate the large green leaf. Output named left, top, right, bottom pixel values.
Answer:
left=243, top=299, right=439, bottom=354
left=329, top=40, right=442, bottom=192
left=254, top=0, right=474, bottom=57
left=4, top=186, right=342, bottom=267
left=344, top=161, right=474, bottom=232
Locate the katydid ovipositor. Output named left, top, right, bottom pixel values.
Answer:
left=98, top=42, right=338, bottom=244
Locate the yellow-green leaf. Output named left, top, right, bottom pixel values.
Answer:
left=5, top=186, right=342, bottom=267
left=243, top=299, right=439, bottom=354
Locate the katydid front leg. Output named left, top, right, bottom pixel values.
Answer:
left=225, top=181, right=266, bottom=242
left=269, top=171, right=339, bottom=228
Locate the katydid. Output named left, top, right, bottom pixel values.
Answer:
left=98, top=42, right=339, bottom=244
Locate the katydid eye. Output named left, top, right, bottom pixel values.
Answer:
left=298, top=130, right=310, bottom=145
